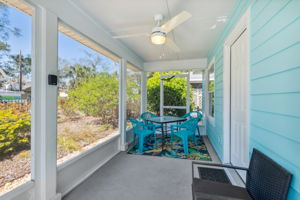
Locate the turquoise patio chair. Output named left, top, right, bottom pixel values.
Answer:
left=140, top=112, right=162, bottom=130
left=182, top=111, right=203, bottom=137
left=130, top=118, right=157, bottom=153
left=170, top=119, right=199, bottom=156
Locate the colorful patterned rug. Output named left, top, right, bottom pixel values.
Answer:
left=128, top=135, right=212, bottom=161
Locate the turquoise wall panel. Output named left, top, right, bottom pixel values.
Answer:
left=251, top=19, right=300, bottom=65
left=251, top=43, right=300, bottom=79
left=251, top=68, right=300, bottom=94
left=251, top=110, right=300, bottom=142
left=251, top=93, right=300, bottom=117
left=207, top=0, right=300, bottom=198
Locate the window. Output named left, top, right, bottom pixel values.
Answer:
left=0, top=1, right=32, bottom=195
left=190, top=69, right=203, bottom=112
left=126, top=64, right=141, bottom=129
left=208, top=64, right=215, bottom=118
left=57, top=27, right=120, bottom=165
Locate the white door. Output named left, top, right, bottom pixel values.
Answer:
left=230, top=29, right=249, bottom=181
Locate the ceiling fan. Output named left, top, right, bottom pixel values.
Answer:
left=112, top=11, right=192, bottom=52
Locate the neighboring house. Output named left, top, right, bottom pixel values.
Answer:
left=190, top=71, right=203, bottom=111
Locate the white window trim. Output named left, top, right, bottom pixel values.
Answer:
left=205, top=58, right=215, bottom=126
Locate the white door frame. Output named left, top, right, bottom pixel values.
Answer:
left=160, top=72, right=190, bottom=116
left=223, top=9, right=250, bottom=164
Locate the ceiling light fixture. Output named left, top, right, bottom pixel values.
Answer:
left=151, top=27, right=166, bottom=45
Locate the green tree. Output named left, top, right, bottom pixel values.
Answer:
left=0, top=3, right=22, bottom=88
left=126, top=71, right=141, bottom=120
left=0, top=3, right=21, bottom=57
left=3, top=54, right=31, bottom=77
left=147, top=71, right=194, bottom=116
left=65, top=72, right=119, bottom=127
left=61, top=64, right=96, bottom=88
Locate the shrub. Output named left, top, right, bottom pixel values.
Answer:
left=58, top=97, right=77, bottom=117
left=0, top=103, right=31, bottom=155
left=147, top=72, right=194, bottom=116
left=63, top=72, right=119, bottom=127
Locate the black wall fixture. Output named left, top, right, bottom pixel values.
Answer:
left=48, top=74, right=57, bottom=85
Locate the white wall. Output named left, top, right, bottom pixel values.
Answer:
left=57, top=135, right=120, bottom=196
left=143, top=58, right=207, bottom=72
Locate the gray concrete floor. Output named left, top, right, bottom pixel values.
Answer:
left=63, top=136, right=224, bottom=200
left=63, top=152, right=193, bottom=200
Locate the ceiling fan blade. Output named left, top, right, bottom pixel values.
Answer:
left=166, top=38, right=180, bottom=52
left=112, top=33, right=149, bottom=39
left=161, top=11, right=192, bottom=34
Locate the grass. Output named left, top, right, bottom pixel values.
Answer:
left=97, top=124, right=111, bottom=132
left=17, top=150, right=30, bottom=159
left=57, top=124, right=106, bottom=153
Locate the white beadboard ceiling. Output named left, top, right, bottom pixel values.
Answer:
left=71, top=0, right=237, bottom=62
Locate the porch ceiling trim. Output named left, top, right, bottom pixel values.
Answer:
left=143, top=58, right=207, bottom=72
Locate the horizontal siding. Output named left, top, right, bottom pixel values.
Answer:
left=207, top=124, right=222, bottom=157
left=251, top=43, right=300, bottom=79
left=251, top=0, right=291, bottom=36
left=251, top=93, right=300, bottom=117
left=206, top=0, right=300, bottom=198
left=251, top=110, right=300, bottom=142
left=250, top=0, right=300, bottom=197
left=251, top=67, right=300, bottom=94
left=250, top=0, right=271, bottom=22
left=251, top=126, right=300, bottom=168
left=251, top=0, right=300, bottom=49
left=251, top=18, right=300, bottom=65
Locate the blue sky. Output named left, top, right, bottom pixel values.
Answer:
left=4, top=5, right=118, bottom=73
left=5, top=6, right=31, bottom=56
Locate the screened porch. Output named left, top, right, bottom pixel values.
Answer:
left=0, top=0, right=298, bottom=200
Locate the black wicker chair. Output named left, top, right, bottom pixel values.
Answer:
left=192, top=149, right=292, bottom=200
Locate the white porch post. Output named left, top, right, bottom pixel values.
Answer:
left=32, top=7, right=60, bottom=200
left=186, top=71, right=191, bottom=113
left=119, top=58, right=127, bottom=151
left=201, top=70, right=207, bottom=135
left=160, top=72, right=163, bottom=116
left=141, top=71, right=147, bottom=113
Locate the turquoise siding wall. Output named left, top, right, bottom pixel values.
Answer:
left=250, top=0, right=300, bottom=198
left=206, top=0, right=252, bottom=160
left=207, top=0, right=300, bottom=198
